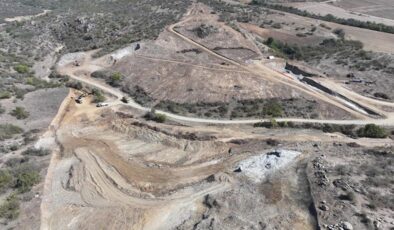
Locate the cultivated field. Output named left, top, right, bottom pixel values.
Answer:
left=283, top=1, right=394, bottom=26
left=334, top=0, right=394, bottom=20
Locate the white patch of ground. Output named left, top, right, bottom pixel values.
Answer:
left=33, top=45, right=64, bottom=80
left=57, top=52, right=86, bottom=68
left=110, top=43, right=141, bottom=60
left=4, top=10, right=51, bottom=22
left=237, top=150, right=301, bottom=183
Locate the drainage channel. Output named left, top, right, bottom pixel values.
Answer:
left=299, top=76, right=381, bottom=117
left=282, top=66, right=381, bottom=117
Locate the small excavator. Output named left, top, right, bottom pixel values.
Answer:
left=75, top=92, right=88, bottom=104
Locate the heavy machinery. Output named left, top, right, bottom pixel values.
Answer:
left=75, top=93, right=87, bottom=104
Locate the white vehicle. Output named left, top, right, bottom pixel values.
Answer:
left=96, top=103, right=109, bottom=107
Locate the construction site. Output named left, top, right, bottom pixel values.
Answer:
left=0, top=1, right=393, bottom=230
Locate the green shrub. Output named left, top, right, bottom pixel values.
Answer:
left=253, top=119, right=278, bottom=128
left=262, top=101, right=283, bottom=117
left=15, top=171, right=40, bottom=193
left=14, top=64, right=29, bottom=74
left=92, top=89, right=106, bottom=103
left=5, top=157, right=29, bottom=168
left=144, top=110, right=166, bottom=123
left=0, top=91, right=11, bottom=99
left=14, top=88, right=28, bottom=100
left=65, top=81, right=83, bottom=90
left=109, top=72, right=123, bottom=87
left=22, top=148, right=50, bottom=157
left=0, top=194, right=20, bottom=220
left=25, top=77, right=60, bottom=89
left=10, top=107, right=30, bottom=120
left=357, top=124, right=387, bottom=138
left=278, top=121, right=288, bottom=127
left=0, top=170, right=12, bottom=192
left=0, top=124, right=23, bottom=140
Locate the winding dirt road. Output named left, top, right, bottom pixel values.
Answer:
left=56, top=10, right=394, bottom=127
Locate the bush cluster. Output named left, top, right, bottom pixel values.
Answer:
left=357, top=124, right=387, bottom=138
left=91, top=89, right=106, bottom=103
left=0, top=124, right=23, bottom=140
left=254, top=121, right=388, bottom=139
left=22, top=148, right=50, bottom=157
left=13, top=64, right=29, bottom=74
left=10, top=106, right=30, bottom=120
left=144, top=110, right=166, bottom=123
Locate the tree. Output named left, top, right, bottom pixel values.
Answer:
left=92, top=89, right=106, bottom=103
left=108, top=72, right=123, bottom=87
left=357, top=124, right=387, bottom=138
left=262, top=101, right=283, bottom=117
left=266, top=37, right=274, bottom=46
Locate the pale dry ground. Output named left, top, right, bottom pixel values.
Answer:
left=262, top=8, right=394, bottom=54
left=333, top=0, right=394, bottom=20
left=283, top=1, right=394, bottom=26
left=40, top=95, right=234, bottom=229
left=4, top=10, right=51, bottom=22
left=55, top=3, right=394, bottom=126
left=39, top=89, right=393, bottom=229
left=39, top=3, right=394, bottom=230
left=110, top=6, right=308, bottom=105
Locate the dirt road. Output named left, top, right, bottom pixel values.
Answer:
left=56, top=14, right=394, bottom=127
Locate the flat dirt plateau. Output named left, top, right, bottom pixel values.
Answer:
left=40, top=92, right=393, bottom=230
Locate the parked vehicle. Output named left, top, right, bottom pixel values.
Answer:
left=96, top=103, right=109, bottom=107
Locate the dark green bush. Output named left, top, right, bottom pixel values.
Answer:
left=357, top=124, right=387, bottom=138
left=253, top=119, right=278, bottom=128
left=10, top=106, right=30, bottom=120
left=92, top=89, right=106, bottom=103
left=262, top=101, right=283, bottom=117
left=0, top=170, right=12, bottom=193
left=14, top=64, right=29, bottom=74
left=22, top=148, right=50, bottom=157
left=0, top=194, right=20, bottom=220
left=121, top=96, right=129, bottom=103
left=25, top=77, right=60, bottom=89
left=15, top=171, right=40, bottom=193
left=65, top=81, right=83, bottom=90
left=0, top=124, right=23, bottom=140
left=109, top=72, right=123, bottom=87
left=144, top=110, right=166, bottom=123
left=0, top=91, right=11, bottom=99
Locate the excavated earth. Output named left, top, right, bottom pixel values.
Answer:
left=41, top=94, right=394, bottom=230
left=40, top=3, right=394, bottom=230
left=40, top=95, right=322, bottom=230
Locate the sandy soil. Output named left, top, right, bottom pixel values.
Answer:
left=333, top=0, right=394, bottom=20
left=264, top=9, right=394, bottom=54
left=283, top=2, right=394, bottom=26
left=0, top=87, right=69, bottom=131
